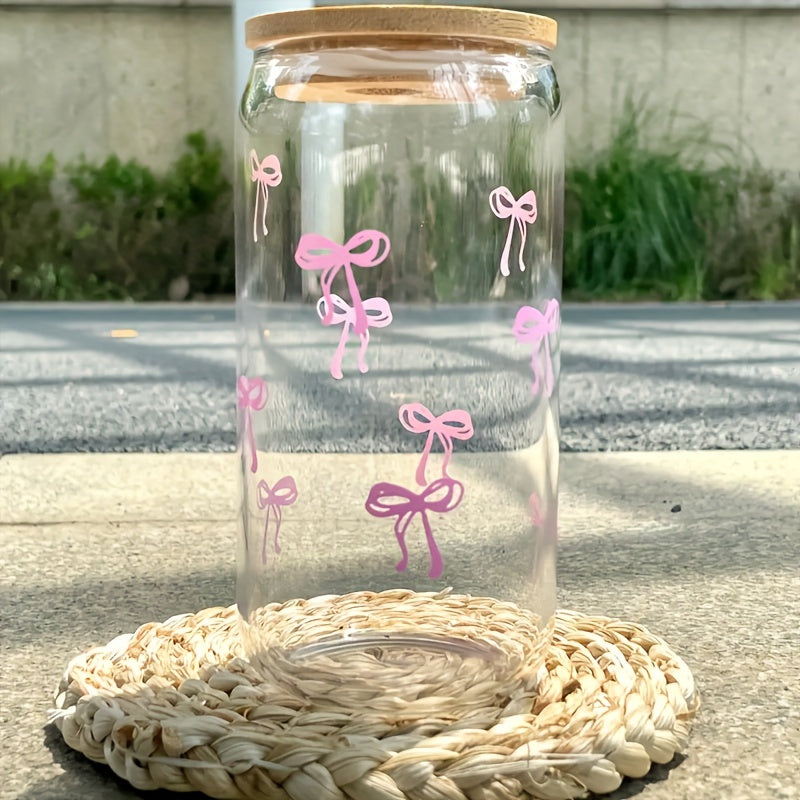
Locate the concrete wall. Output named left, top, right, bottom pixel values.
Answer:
left=551, top=6, right=800, bottom=172
left=0, top=5, right=234, bottom=171
left=1, top=1, right=798, bottom=172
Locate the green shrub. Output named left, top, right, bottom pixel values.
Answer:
left=66, top=132, right=233, bottom=299
left=705, top=171, right=800, bottom=300
left=0, top=155, right=63, bottom=300
left=0, top=116, right=798, bottom=302
left=0, top=133, right=234, bottom=301
left=564, top=99, right=800, bottom=300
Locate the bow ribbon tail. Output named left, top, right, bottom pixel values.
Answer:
left=415, top=431, right=436, bottom=487
left=542, top=340, right=555, bottom=398
left=343, top=265, right=369, bottom=335
left=272, top=505, right=283, bottom=555
left=261, top=505, right=272, bottom=564
left=499, top=220, right=514, bottom=277
left=252, top=182, right=267, bottom=243
left=438, top=432, right=455, bottom=480
left=318, top=267, right=340, bottom=327
left=420, top=511, right=443, bottom=579
left=356, top=329, right=370, bottom=375
left=261, top=504, right=282, bottom=564
left=530, top=348, right=543, bottom=396
left=393, top=510, right=415, bottom=572
left=516, top=217, right=528, bottom=272
left=329, top=320, right=351, bottom=381
left=259, top=182, right=269, bottom=239
left=242, top=410, right=258, bottom=473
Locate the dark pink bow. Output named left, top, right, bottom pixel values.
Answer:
left=365, top=477, right=463, bottom=579
left=399, top=403, right=474, bottom=486
left=295, top=230, right=390, bottom=336
left=237, top=375, right=268, bottom=473
left=512, top=299, right=560, bottom=397
left=250, top=150, right=282, bottom=242
left=490, top=186, right=538, bottom=276
left=316, top=293, right=393, bottom=380
left=256, top=476, right=298, bottom=564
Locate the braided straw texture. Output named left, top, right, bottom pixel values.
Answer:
left=51, top=592, right=699, bottom=800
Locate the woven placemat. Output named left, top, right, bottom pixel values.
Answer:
left=50, top=592, right=699, bottom=799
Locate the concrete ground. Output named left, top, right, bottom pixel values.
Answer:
left=2, top=302, right=799, bottom=454
left=2, top=450, right=799, bottom=800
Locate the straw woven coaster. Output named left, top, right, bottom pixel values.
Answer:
left=51, top=593, right=699, bottom=800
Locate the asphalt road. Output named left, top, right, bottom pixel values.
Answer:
left=1, top=302, right=798, bottom=453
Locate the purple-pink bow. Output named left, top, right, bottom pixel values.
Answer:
left=512, top=299, right=560, bottom=397
left=250, top=150, right=282, bottom=243
left=490, top=186, right=538, bottom=277
left=256, top=476, right=298, bottom=564
left=237, top=375, right=268, bottom=473
left=365, top=477, right=463, bottom=579
left=399, top=403, right=474, bottom=487
left=316, top=293, right=393, bottom=380
left=295, top=230, right=390, bottom=336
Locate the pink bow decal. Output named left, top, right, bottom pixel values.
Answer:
left=295, top=230, right=390, bottom=336
left=237, top=375, right=268, bottom=473
left=512, top=299, right=560, bottom=397
left=490, top=186, right=538, bottom=276
left=250, top=150, right=282, bottom=242
left=529, top=492, right=544, bottom=527
left=316, top=294, right=393, bottom=380
left=399, top=403, right=474, bottom=487
left=365, top=477, right=463, bottom=579
left=256, top=476, right=298, bottom=564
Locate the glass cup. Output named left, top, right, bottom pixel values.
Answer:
left=235, top=4, right=563, bottom=704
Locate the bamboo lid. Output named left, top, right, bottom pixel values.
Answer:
left=245, top=4, right=557, bottom=51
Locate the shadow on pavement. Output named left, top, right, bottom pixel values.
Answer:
left=18, top=723, right=207, bottom=800
left=604, top=756, right=688, bottom=799
left=4, top=449, right=799, bottom=652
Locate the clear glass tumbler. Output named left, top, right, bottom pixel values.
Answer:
left=235, top=4, right=563, bottom=702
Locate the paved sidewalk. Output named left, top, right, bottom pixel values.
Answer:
left=2, top=302, right=799, bottom=454
left=1, top=451, right=799, bottom=800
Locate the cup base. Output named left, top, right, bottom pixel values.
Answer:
left=241, top=588, right=549, bottom=715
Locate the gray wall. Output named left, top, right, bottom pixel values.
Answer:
left=1, top=1, right=798, bottom=171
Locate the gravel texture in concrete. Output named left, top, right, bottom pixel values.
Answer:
left=1, top=302, right=798, bottom=454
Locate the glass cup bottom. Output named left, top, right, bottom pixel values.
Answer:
left=240, top=590, right=550, bottom=716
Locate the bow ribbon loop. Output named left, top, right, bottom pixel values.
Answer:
left=257, top=475, right=298, bottom=509
left=250, top=150, right=282, bottom=242
left=490, top=186, right=538, bottom=276
left=512, top=299, right=559, bottom=342
left=237, top=375, right=268, bottom=411
left=399, top=403, right=474, bottom=486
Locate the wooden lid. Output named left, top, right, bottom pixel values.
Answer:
left=245, top=5, right=557, bottom=51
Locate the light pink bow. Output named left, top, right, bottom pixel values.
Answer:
left=256, top=476, right=298, bottom=564
left=295, top=230, right=390, bottom=336
left=316, top=293, right=393, bottom=380
left=490, top=186, right=538, bottom=276
left=529, top=492, right=544, bottom=527
left=399, top=403, right=474, bottom=487
left=513, top=299, right=560, bottom=397
left=365, top=477, right=464, bottom=578
left=237, top=375, right=268, bottom=473
left=250, top=150, right=282, bottom=242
